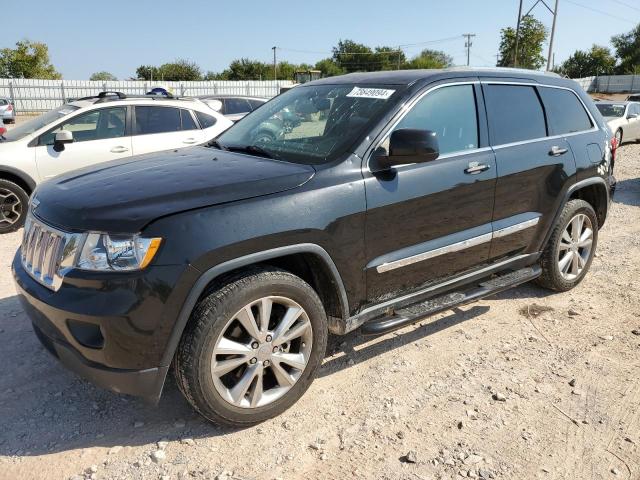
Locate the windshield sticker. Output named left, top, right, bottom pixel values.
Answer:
left=346, top=87, right=395, bottom=100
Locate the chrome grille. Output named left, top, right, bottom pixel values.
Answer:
left=20, top=215, right=81, bottom=291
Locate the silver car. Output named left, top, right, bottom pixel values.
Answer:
left=0, top=97, right=15, bottom=124
left=595, top=101, right=640, bottom=145
left=198, top=95, right=267, bottom=122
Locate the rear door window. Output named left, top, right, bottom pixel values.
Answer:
left=224, top=98, right=252, bottom=115
left=484, top=84, right=547, bottom=145
left=538, top=87, right=592, bottom=135
left=135, top=106, right=182, bottom=135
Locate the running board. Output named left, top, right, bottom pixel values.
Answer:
left=360, top=266, right=541, bottom=336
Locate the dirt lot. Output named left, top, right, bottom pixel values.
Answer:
left=0, top=124, right=639, bottom=480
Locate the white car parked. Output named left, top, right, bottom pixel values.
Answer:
left=0, top=92, right=232, bottom=232
left=595, top=101, right=640, bottom=146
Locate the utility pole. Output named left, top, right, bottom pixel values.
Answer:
left=546, top=0, right=559, bottom=71
left=463, top=33, right=476, bottom=66
left=272, top=46, right=277, bottom=80
left=514, top=0, right=523, bottom=66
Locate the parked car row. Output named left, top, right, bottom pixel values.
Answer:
left=11, top=68, right=617, bottom=427
left=0, top=92, right=233, bottom=232
left=595, top=100, right=640, bottom=145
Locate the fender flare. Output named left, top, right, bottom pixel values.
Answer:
left=541, top=177, right=610, bottom=249
left=0, top=165, right=37, bottom=193
left=160, top=243, right=349, bottom=366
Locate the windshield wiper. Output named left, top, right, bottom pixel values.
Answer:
left=205, top=139, right=226, bottom=150
left=225, top=144, right=278, bottom=159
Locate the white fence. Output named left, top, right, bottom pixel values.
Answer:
left=574, top=75, right=640, bottom=94
left=0, top=79, right=294, bottom=113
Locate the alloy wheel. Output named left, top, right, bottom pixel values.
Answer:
left=211, top=296, right=313, bottom=409
left=557, top=213, right=593, bottom=281
left=0, top=188, right=22, bottom=226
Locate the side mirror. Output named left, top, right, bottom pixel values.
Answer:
left=53, top=130, right=73, bottom=152
left=371, top=129, right=439, bottom=172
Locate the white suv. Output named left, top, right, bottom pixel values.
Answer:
left=0, top=92, right=233, bottom=233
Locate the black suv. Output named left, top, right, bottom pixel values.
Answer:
left=13, top=69, right=616, bottom=426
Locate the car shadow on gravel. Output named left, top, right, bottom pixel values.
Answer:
left=0, top=282, right=554, bottom=457
left=611, top=177, right=640, bottom=207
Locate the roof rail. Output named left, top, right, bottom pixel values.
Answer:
left=443, top=66, right=561, bottom=77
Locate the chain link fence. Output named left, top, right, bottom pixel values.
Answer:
left=0, top=79, right=294, bottom=114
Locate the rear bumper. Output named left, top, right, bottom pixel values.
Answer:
left=1, top=110, right=15, bottom=120
left=31, top=321, right=168, bottom=402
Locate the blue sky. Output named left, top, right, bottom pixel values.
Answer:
left=3, top=0, right=639, bottom=79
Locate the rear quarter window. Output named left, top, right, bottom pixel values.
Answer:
left=195, top=111, right=217, bottom=129
left=484, top=84, right=547, bottom=145
left=538, top=87, right=592, bottom=135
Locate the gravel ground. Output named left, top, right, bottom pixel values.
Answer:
left=0, top=127, right=639, bottom=480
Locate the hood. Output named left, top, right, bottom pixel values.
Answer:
left=33, top=146, right=315, bottom=232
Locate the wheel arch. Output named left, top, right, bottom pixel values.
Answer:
left=567, top=178, right=609, bottom=228
left=160, top=243, right=349, bottom=367
left=0, top=166, right=36, bottom=195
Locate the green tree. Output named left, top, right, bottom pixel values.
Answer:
left=90, top=71, right=117, bottom=81
left=331, top=40, right=404, bottom=72
left=135, top=59, right=202, bottom=81
left=612, top=23, right=640, bottom=74
left=135, top=65, right=160, bottom=80
left=555, top=45, right=616, bottom=78
left=497, top=15, right=548, bottom=70
left=0, top=40, right=61, bottom=79
left=405, top=49, right=453, bottom=69
left=315, top=58, right=344, bottom=77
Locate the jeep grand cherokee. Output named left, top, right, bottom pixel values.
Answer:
left=13, top=68, right=616, bottom=426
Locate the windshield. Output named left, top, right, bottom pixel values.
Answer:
left=215, top=84, right=403, bottom=164
left=596, top=104, right=626, bottom=118
left=1, top=105, right=80, bottom=142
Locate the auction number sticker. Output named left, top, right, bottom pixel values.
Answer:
left=346, top=86, right=395, bottom=99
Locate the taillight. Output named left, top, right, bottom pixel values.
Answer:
left=0, top=127, right=6, bottom=136
left=611, top=136, right=618, bottom=163
left=6, top=105, right=12, bottom=112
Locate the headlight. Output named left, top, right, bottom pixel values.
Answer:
left=76, top=233, right=162, bottom=271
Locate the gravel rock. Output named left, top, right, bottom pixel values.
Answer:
left=568, top=309, right=580, bottom=316
left=568, top=378, right=576, bottom=387
left=492, top=392, right=506, bottom=402
left=631, top=329, right=640, bottom=336
left=402, top=450, right=418, bottom=463
left=150, top=449, right=166, bottom=464
left=180, top=438, right=196, bottom=446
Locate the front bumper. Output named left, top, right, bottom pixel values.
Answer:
left=12, top=251, right=200, bottom=402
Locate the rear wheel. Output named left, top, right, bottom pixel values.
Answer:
left=0, top=179, right=28, bottom=234
left=536, top=199, right=598, bottom=292
left=174, top=267, right=328, bottom=426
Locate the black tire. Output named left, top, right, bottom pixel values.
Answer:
left=536, top=199, right=598, bottom=292
left=173, top=266, right=328, bottom=427
left=0, top=179, right=29, bottom=234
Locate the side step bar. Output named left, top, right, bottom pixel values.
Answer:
left=360, top=266, right=541, bottom=336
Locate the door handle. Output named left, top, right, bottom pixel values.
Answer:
left=464, top=162, right=491, bottom=175
left=110, top=146, right=129, bottom=153
left=549, top=146, right=568, bottom=156
left=183, top=138, right=197, bottom=144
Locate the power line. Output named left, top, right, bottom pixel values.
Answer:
left=563, top=0, right=637, bottom=23
left=607, top=0, right=640, bottom=13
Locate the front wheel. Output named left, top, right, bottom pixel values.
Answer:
left=536, top=199, right=598, bottom=292
left=0, top=179, right=29, bottom=234
left=174, top=267, right=328, bottom=426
